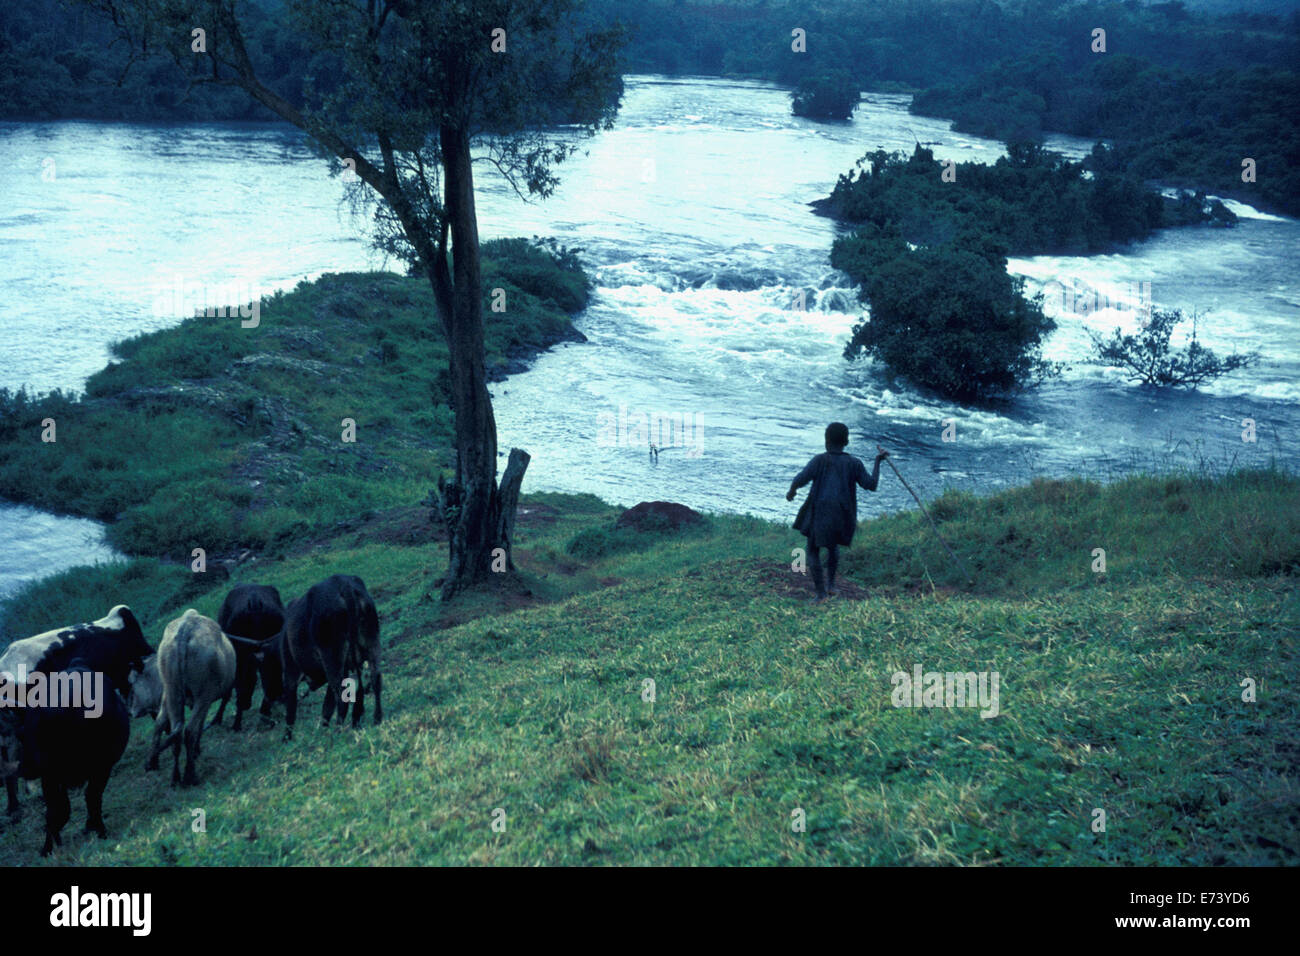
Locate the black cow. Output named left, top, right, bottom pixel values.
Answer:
left=213, top=584, right=285, bottom=730
left=12, top=661, right=132, bottom=855
left=0, top=605, right=150, bottom=854
left=280, top=575, right=382, bottom=740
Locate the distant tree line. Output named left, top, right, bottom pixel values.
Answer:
left=4, top=1, right=1293, bottom=214
left=0, top=0, right=618, bottom=123
left=911, top=56, right=1300, bottom=216
left=0, top=0, right=309, bottom=120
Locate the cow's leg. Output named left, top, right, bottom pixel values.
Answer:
left=258, top=645, right=282, bottom=724
left=320, top=646, right=345, bottom=729
left=362, top=602, right=382, bottom=726
left=336, top=681, right=350, bottom=725
left=84, top=768, right=110, bottom=837
left=40, top=778, right=70, bottom=856
left=145, top=701, right=170, bottom=771
left=168, top=698, right=186, bottom=787
left=2, top=741, right=19, bottom=817
left=232, top=652, right=256, bottom=731
left=182, top=701, right=205, bottom=787
left=283, top=658, right=300, bottom=741
left=351, top=667, right=365, bottom=728
left=258, top=667, right=275, bottom=717
left=211, top=690, right=229, bottom=729
left=369, top=645, right=383, bottom=726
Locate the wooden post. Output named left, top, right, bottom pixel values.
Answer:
left=495, top=448, right=531, bottom=572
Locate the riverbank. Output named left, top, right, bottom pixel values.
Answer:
left=0, top=238, right=589, bottom=563
left=0, top=463, right=1296, bottom=864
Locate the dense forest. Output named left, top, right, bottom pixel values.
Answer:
left=0, top=0, right=615, bottom=122
left=0, top=0, right=310, bottom=120
left=3, top=0, right=1297, bottom=213
left=911, top=57, right=1300, bottom=215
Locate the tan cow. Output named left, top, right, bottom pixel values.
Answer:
left=145, top=610, right=236, bottom=787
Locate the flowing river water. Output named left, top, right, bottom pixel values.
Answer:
left=1, top=76, right=1296, bottom=596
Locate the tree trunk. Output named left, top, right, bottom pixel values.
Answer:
left=437, top=122, right=502, bottom=600
left=495, top=448, right=531, bottom=572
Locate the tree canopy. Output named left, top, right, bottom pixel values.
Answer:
left=836, top=226, right=1058, bottom=402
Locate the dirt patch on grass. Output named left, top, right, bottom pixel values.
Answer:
left=742, top=558, right=961, bottom=602
left=750, top=560, right=872, bottom=601
left=357, top=505, right=445, bottom=547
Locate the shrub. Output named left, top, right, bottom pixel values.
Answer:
left=838, top=227, right=1058, bottom=400
left=791, top=72, right=859, bottom=121
left=108, top=479, right=253, bottom=557
left=565, top=525, right=638, bottom=560
left=1089, top=308, right=1259, bottom=388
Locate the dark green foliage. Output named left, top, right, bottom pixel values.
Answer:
left=1090, top=308, right=1260, bottom=388
left=480, top=238, right=592, bottom=315
left=911, top=58, right=1300, bottom=217
left=791, top=72, right=858, bottom=120
left=836, top=226, right=1057, bottom=401
left=12, top=1, right=1295, bottom=130
left=0, top=0, right=622, bottom=123
left=588, top=1, right=1297, bottom=90
left=822, top=143, right=1231, bottom=257
left=0, top=0, right=307, bottom=120
left=824, top=142, right=1246, bottom=399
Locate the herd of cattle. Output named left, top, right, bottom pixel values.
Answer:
left=0, top=574, right=382, bottom=856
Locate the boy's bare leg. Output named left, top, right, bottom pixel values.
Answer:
left=808, top=544, right=828, bottom=600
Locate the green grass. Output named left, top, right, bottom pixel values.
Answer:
left=1, top=471, right=1296, bottom=865
left=0, top=237, right=588, bottom=559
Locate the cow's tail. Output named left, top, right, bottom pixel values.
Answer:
left=177, top=617, right=192, bottom=700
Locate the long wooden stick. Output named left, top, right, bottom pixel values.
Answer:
left=878, top=445, right=975, bottom=586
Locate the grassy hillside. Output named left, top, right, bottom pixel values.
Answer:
left=1, top=234, right=1296, bottom=865
left=1, top=470, right=1296, bottom=865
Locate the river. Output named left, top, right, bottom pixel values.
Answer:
left=1, top=76, right=1296, bottom=595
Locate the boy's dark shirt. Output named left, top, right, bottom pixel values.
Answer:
left=791, top=450, right=875, bottom=547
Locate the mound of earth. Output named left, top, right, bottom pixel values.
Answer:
left=615, top=501, right=705, bottom=531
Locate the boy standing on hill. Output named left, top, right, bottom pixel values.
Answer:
left=786, top=422, right=888, bottom=602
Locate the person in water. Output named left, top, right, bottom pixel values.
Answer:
left=786, top=422, right=888, bottom=601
